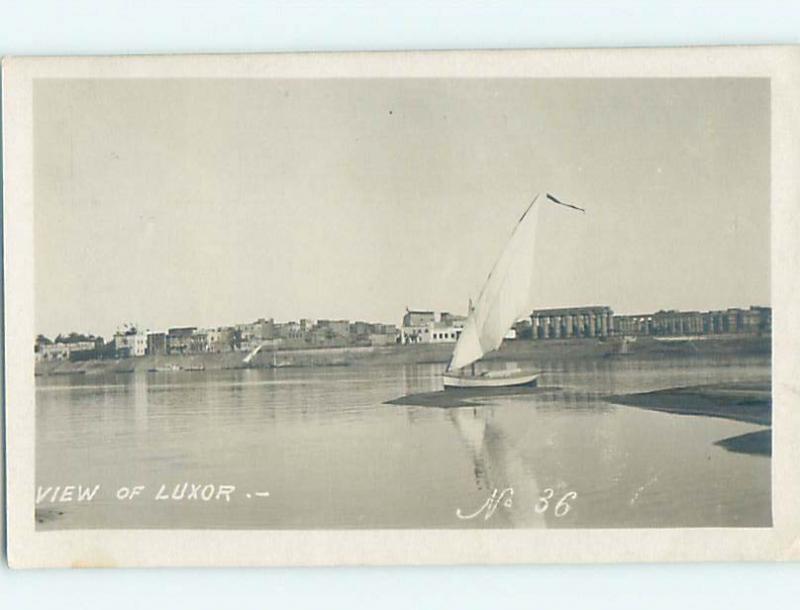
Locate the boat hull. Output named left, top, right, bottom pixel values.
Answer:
left=442, top=370, right=539, bottom=389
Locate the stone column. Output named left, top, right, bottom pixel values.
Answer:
left=553, top=315, right=562, bottom=338
left=599, top=312, right=608, bottom=336
left=565, top=314, right=573, bottom=338
left=587, top=313, right=596, bottom=337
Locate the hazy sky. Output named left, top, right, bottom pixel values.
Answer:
left=34, top=78, right=769, bottom=339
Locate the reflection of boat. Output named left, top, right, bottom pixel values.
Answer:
left=443, top=193, right=585, bottom=390
left=448, top=407, right=547, bottom=527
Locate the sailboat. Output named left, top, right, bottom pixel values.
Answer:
left=442, top=193, right=585, bottom=389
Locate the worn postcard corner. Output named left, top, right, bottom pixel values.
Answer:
left=2, top=46, right=800, bottom=568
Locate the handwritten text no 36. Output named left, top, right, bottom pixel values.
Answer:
left=456, top=487, right=577, bottom=521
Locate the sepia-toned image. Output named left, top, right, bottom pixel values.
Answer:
left=29, top=75, right=772, bottom=530
left=3, top=48, right=799, bottom=567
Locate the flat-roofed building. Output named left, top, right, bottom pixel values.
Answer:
left=402, top=310, right=436, bottom=328
left=132, top=333, right=148, bottom=357
left=216, top=327, right=242, bottom=352
left=401, top=309, right=464, bottom=344
left=166, top=327, right=197, bottom=355
left=109, top=329, right=144, bottom=357
left=147, top=332, right=167, bottom=356
left=315, top=319, right=350, bottom=337
left=37, top=338, right=99, bottom=361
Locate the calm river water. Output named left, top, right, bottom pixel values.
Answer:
left=36, top=355, right=771, bottom=529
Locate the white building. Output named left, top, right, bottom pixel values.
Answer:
left=113, top=331, right=148, bottom=357
left=36, top=340, right=97, bottom=361
left=400, top=309, right=517, bottom=344
left=401, top=310, right=466, bottom=344
left=132, top=334, right=148, bottom=357
left=201, top=328, right=221, bottom=352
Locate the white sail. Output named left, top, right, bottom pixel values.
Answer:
left=448, top=195, right=543, bottom=371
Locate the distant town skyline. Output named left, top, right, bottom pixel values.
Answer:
left=36, top=300, right=773, bottom=343
left=35, top=78, right=770, bottom=339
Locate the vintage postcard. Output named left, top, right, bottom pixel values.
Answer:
left=3, top=47, right=799, bottom=567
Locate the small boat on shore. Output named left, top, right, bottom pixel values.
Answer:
left=442, top=367, right=539, bottom=389
left=443, top=193, right=585, bottom=390
left=653, top=335, right=707, bottom=343
left=148, top=364, right=183, bottom=373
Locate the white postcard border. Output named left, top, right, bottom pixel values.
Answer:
left=3, top=46, right=799, bottom=567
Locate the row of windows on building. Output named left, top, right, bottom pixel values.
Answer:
left=432, top=331, right=461, bottom=341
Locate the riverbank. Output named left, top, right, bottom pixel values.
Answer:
left=607, top=380, right=772, bottom=457
left=606, top=381, right=771, bottom=425
left=35, top=333, right=771, bottom=377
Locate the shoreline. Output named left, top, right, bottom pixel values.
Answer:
left=606, top=381, right=772, bottom=457
left=606, top=381, right=771, bottom=426
left=35, top=334, right=771, bottom=377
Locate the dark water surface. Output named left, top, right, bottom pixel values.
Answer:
left=35, top=355, right=771, bottom=529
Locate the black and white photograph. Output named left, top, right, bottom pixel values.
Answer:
left=3, top=47, right=799, bottom=567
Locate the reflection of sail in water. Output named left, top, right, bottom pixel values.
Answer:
left=448, top=408, right=546, bottom=527
left=448, top=408, right=490, bottom=488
